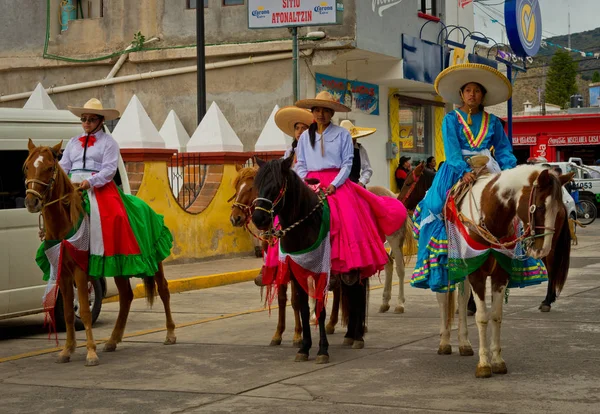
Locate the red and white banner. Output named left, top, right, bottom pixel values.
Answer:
left=248, top=0, right=337, bottom=29
left=512, top=135, right=537, bottom=146
left=548, top=134, right=600, bottom=146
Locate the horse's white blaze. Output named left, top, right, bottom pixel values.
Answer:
left=33, top=155, right=44, bottom=169
left=236, top=182, right=247, bottom=202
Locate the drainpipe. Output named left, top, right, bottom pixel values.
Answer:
left=106, top=37, right=160, bottom=79
left=0, top=50, right=313, bottom=103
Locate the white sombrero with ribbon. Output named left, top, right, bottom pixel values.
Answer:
left=68, top=98, right=120, bottom=121
left=340, top=120, right=376, bottom=139
left=296, top=91, right=351, bottom=113
left=274, top=106, right=314, bottom=137
left=434, top=63, right=512, bottom=107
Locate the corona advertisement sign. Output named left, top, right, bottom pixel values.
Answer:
left=505, top=0, right=542, bottom=57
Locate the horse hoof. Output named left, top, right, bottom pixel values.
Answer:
left=293, top=339, right=303, bottom=348
left=437, top=344, right=452, bottom=355
left=394, top=305, right=405, bottom=314
left=352, top=340, right=365, bottom=349
left=539, top=304, right=551, bottom=312
left=475, top=364, right=492, bottom=378
left=164, top=336, right=177, bottom=345
left=315, top=354, right=330, bottom=364
left=379, top=304, right=390, bottom=313
left=459, top=346, right=474, bottom=356
left=295, top=353, right=309, bottom=362
left=56, top=355, right=71, bottom=364
left=85, top=357, right=100, bottom=367
left=103, top=343, right=117, bottom=352
left=269, top=338, right=282, bottom=346
left=326, top=324, right=335, bottom=335
left=342, top=337, right=354, bottom=346
left=492, top=362, right=508, bottom=374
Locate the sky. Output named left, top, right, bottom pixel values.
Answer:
left=474, top=0, right=600, bottom=46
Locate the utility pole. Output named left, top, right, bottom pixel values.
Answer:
left=196, top=0, right=206, bottom=124
left=568, top=5, right=572, bottom=49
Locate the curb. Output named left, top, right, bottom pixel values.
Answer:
left=102, top=268, right=261, bottom=304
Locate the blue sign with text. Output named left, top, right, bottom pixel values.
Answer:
left=505, top=0, right=542, bottom=57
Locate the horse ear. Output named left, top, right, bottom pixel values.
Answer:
left=559, top=172, right=575, bottom=186
left=537, top=169, right=551, bottom=187
left=28, top=138, right=36, bottom=152
left=235, top=164, right=243, bottom=172
left=281, top=154, right=294, bottom=172
left=51, top=141, right=63, bottom=156
left=255, top=156, right=266, bottom=168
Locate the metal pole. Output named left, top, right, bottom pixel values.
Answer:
left=507, top=65, right=513, bottom=148
left=292, top=27, right=299, bottom=102
left=196, top=1, right=206, bottom=124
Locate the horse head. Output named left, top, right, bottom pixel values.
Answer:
left=23, top=139, right=64, bottom=213
left=398, top=161, right=435, bottom=211
left=229, top=164, right=258, bottom=227
left=522, top=169, right=574, bottom=259
left=252, top=155, right=295, bottom=230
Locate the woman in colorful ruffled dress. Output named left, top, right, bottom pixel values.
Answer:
left=294, top=91, right=407, bottom=279
left=411, top=63, right=547, bottom=292
left=37, top=98, right=172, bottom=280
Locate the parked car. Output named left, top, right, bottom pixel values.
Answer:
left=0, top=107, right=130, bottom=329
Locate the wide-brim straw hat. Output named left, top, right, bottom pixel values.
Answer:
left=274, top=106, right=314, bottom=137
left=434, top=63, right=512, bottom=107
left=68, top=98, right=120, bottom=121
left=340, top=120, right=376, bottom=139
left=295, top=91, right=351, bottom=113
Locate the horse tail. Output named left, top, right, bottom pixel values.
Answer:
left=143, top=277, right=156, bottom=308
left=402, top=216, right=417, bottom=265
left=550, top=208, right=571, bottom=297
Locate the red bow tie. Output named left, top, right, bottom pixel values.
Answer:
left=79, top=135, right=97, bottom=148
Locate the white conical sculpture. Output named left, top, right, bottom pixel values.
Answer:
left=23, top=83, right=57, bottom=110
left=187, top=101, right=244, bottom=152
left=254, top=105, right=292, bottom=152
left=159, top=110, right=190, bottom=153
left=112, top=95, right=166, bottom=149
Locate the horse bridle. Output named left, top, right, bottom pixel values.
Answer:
left=24, top=150, right=68, bottom=209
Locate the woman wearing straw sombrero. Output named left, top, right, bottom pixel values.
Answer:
left=411, top=63, right=517, bottom=293
left=294, top=91, right=407, bottom=284
left=36, top=98, right=173, bottom=283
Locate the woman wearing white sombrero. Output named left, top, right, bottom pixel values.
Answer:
left=411, top=63, right=517, bottom=293
left=340, top=120, right=375, bottom=188
left=294, top=91, right=407, bottom=282
left=36, top=98, right=172, bottom=281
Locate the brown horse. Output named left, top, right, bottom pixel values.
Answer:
left=437, top=166, right=571, bottom=378
left=229, top=164, right=303, bottom=347
left=24, top=140, right=176, bottom=366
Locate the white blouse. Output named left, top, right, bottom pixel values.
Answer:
left=59, top=130, right=120, bottom=188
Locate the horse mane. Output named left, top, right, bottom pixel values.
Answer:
left=233, top=166, right=258, bottom=189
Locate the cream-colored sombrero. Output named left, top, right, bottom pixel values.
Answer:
left=274, top=106, right=314, bottom=137
left=68, top=98, right=120, bottom=121
left=340, top=120, right=376, bottom=139
left=434, top=63, right=512, bottom=107
left=296, top=91, right=351, bottom=113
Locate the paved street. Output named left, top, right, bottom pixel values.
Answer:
left=1, top=224, right=599, bottom=414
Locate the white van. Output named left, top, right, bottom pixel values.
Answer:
left=0, top=107, right=130, bottom=328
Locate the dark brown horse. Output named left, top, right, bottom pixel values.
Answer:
left=24, top=140, right=176, bottom=366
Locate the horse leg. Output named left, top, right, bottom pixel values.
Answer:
left=392, top=236, right=406, bottom=314
left=291, top=282, right=303, bottom=347
left=539, top=271, right=555, bottom=312
left=457, top=280, right=474, bottom=356
left=270, top=284, right=287, bottom=346
left=294, top=277, right=311, bottom=361
left=155, top=262, right=177, bottom=345
left=471, top=273, right=492, bottom=378
left=56, top=272, right=77, bottom=364
left=436, top=291, right=453, bottom=355
left=326, top=277, right=340, bottom=335
left=490, top=280, right=508, bottom=375
left=103, top=277, right=134, bottom=352
left=342, top=282, right=356, bottom=346
left=315, top=304, right=330, bottom=364
left=379, top=249, right=393, bottom=313
left=352, top=280, right=368, bottom=349
left=74, top=268, right=98, bottom=366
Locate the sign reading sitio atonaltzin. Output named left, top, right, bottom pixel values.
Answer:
left=248, top=0, right=338, bottom=29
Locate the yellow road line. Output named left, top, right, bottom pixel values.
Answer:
left=0, top=279, right=408, bottom=364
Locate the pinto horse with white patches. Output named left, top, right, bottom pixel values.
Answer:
left=438, top=165, right=572, bottom=378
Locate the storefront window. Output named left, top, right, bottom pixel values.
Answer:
left=398, top=101, right=433, bottom=163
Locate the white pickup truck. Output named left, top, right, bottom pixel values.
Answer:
left=549, top=157, right=600, bottom=206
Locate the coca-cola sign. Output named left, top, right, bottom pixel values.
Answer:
left=548, top=135, right=600, bottom=146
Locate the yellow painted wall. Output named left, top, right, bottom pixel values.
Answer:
left=136, top=162, right=254, bottom=263
left=434, top=105, right=446, bottom=164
